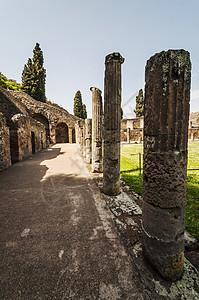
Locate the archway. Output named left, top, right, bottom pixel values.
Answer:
left=31, top=113, right=50, bottom=145
left=55, top=123, right=69, bottom=143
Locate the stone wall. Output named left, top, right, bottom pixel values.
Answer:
left=0, top=86, right=79, bottom=171
left=30, top=118, right=47, bottom=153
left=0, top=113, right=11, bottom=171
left=189, top=113, right=199, bottom=140
left=121, top=115, right=199, bottom=143
left=121, top=117, right=144, bottom=143
left=11, top=114, right=32, bottom=162
left=10, top=90, right=80, bottom=144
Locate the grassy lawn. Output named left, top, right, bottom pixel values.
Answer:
left=120, top=141, right=199, bottom=240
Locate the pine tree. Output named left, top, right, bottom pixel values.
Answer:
left=73, top=90, right=83, bottom=118
left=82, top=104, right=87, bottom=119
left=134, top=89, right=144, bottom=117
left=21, top=43, right=46, bottom=102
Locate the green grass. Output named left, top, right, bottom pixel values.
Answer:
left=120, top=141, right=199, bottom=240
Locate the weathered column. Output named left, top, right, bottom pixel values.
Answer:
left=90, top=87, right=103, bottom=172
left=85, top=118, right=92, bottom=164
left=142, top=50, right=191, bottom=280
left=127, top=128, right=131, bottom=144
left=79, top=123, right=84, bottom=154
left=82, top=123, right=86, bottom=158
left=69, top=127, right=73, bottom=144
left=103, top=52, right=125, bottom=195
left=75, top=122, right=81, bottom=149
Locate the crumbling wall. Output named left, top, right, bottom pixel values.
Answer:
left=0, top=113, right=11, bottom=171
left=130, top=129, right=143, bottom=142
left=11, top=114, right=32, bottom=161
left=30, top=118, right=47, bottom=152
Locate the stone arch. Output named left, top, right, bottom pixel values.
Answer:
left=55, top=122, right=69, bottom=143
left=31, top=113, right=50, bottom=145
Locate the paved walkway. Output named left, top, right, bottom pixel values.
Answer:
left=0, top=144, right=137, bottom=300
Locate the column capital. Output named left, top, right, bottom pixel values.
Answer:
left=105, top=52, right=125, bottom=65
left=90, top=87, right=102, bottom=93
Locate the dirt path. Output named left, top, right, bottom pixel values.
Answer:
left=1, top=144, right=198, bottom=300
left=0, top=144, right=137, bottom=299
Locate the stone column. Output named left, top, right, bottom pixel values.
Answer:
left=142, top=50, right=191, bottom=280
left=79, top=124, right=84, bottom=154
left=103, top=52, right=125, bottom=195
left=69, top=127, right=73, bottom=144
left=75, top=122, right=81, bottom=149
left=85, top=118, right=92, bottom=164
left=82, top=123, right=86, bottom=158
left=90, top=87, right=103, bottom=172
left=127, top=128, right=131, bottom=144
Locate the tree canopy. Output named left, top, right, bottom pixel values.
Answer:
left=73, top=90, right=87, bottom=119
left=0, top=72, right=21, bottom=90
left=21, top=43, right=46, bottom=102
left=134, top=89, right=144, bottom=117
left=82, top=104, right=87, bottom=119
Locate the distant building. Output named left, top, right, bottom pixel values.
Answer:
left=121, top=114, right=199, bottom=143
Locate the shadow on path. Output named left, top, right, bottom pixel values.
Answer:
left=0, top=145, right=137, bottom=299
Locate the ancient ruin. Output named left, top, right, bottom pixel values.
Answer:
left=121, top=117, right=144, bottom=143
left=103, top=52, right=124, bottom=195
left=142, top=50, right=191, bottom=280
left=90, top=87, right=103, bottom=172
left=0, top=87, right=79, bottom=171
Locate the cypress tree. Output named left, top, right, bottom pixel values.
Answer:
left=21, top=43, right=46, bottom=102
left=74, top=90, right=83, bottom=118
left=32, top=43, right=46, bottom=102
left=82, top=104, right=87, bottom=119
left=134, top=89, right=144, bottom=117
left=22, top=58, right=34, bottom=95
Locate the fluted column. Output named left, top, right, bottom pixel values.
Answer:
left=103, top=52, right=125, bottom=195
left=85, top=118, right=92, bottom=164
left=142, top=50, right=191, bottom=280
left=90, top=87, right=103, bottom=172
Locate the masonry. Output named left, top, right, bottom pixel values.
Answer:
left=0, top=87, right=80, bottom=171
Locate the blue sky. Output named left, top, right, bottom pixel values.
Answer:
left=1, top=0, right=199, bottom=117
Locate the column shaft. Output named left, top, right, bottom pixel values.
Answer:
left=85, top=118, right=92, bottom=164
left=143, top=49, right=191, bottom=280
left=103, top=52, right=125, bottom=195
left=90, top=87, right=103, bottom=172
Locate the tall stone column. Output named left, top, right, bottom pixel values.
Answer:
left=69, top=127, right=73, bottom=144
left=78, top=122, right=84, bottom=154
left=75, top=121, right=81, bottom=149
left=90, top=87, right=103, bottom=172
left=142, top=50, right=191, bottom=280
left=103, top=52, right=125, bottom=195
left=85, top=118, right=92, bottom=164
left=82, top=123, right=86, bottom=158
